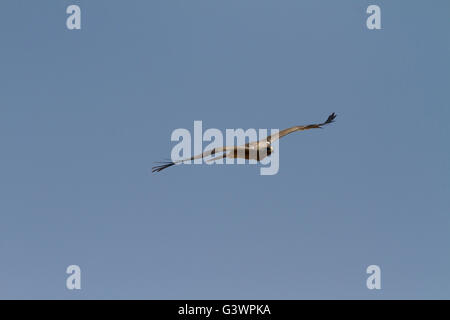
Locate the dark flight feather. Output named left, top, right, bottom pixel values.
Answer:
left=152, top=161, right=175, bottom=173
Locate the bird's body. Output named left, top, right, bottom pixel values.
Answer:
left=152, top=112, right=336, bottom=173
left=232, top=141, right=273, bottom=161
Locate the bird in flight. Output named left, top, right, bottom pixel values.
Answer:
left=152, top=112, right=336, bottom=173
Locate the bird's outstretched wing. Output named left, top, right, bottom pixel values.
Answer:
left=152, top=146, right=235, bottom=173
left=265, top=112, right=336, bottom=143
left=153, top=113, right=337, bottom=172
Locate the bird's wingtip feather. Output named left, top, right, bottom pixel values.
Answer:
left=325, top=112, right=337, bottom=124
left=151, top=161, right=175, bottom=173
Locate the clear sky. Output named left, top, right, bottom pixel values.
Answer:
left=0, top=0, right=449, bottom=299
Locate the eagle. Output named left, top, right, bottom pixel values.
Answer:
left=152, top=112, right=336, bottom=173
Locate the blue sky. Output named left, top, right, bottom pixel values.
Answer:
left=0, top=0, right=449, bottom=299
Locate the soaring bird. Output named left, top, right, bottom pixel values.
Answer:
left=152, top=112, right=336, bottom=173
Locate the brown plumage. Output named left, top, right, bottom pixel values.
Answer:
left=152, top=112, right=336, bottom=173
